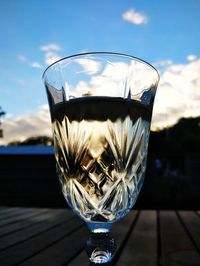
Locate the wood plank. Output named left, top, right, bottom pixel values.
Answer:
left=19, top=225, right=88, bottom=266
left=0, top=215, right=83, bottom=266
left=0, top=209, right=65, bottom=237
left=0, top=207, right=48, bottom=227
left=67, top=211, right=138, bottom=266
left=159, top=211, right=200, bottom=266
left=0, top=207, right=22, bottom=216
left=67, top=250, right=87, bottom=266
left=0, top=209, right=74, bottom=251
left=116, top=211, right=157, bottom=266
left=0, top=207, right=36, bottom=222
left=178, top=211, right=200, bottom=251
left=113, top=211, right=139, bottom=251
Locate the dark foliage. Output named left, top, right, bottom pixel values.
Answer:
left=149, top=117, right=200, bottom=153
left=9, top=136, right=53, bottom=146
left=8, top=117, right=200, bottom=151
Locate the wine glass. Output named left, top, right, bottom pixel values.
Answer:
left=42, top=52, right=159, bottom=265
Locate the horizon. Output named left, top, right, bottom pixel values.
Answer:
left=0, top=0, right=200, bottom=145
left=1, top=115, right=199, bottom=146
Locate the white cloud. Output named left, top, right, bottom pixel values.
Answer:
left=40, top=43, right=61, bottom=52
left=152, top=55, right=200, bottom=130
left=40, top=43, right=62, bottom=65
left=187, top=54, right=198, bottom=62
left=17, top=43, right=62, bottom=69
left=75, top=58, right=101, bottom=74
left=0, top=105, right=51, bottom=145
left=102, top=62, right=129, bottom=80
left=17, top=54, right=43, bottom=69
left=70, top=56, right=200, bottom=130
left=154, top=60, right=173, bottom=67
left=122, top=8, right=148, bottom=25
left=44, top=52, right=61, bottom=65
left=17, top=54, right=27, bottom=62
left=69, top=60, right=157, bottom=100
left=2, top=55, right=200, bottom=145
left=31, top=62, right=42, bottom=69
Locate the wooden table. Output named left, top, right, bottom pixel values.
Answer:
left=0, top=207, right=200, bottom=266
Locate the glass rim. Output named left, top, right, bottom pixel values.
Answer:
left=42, top=51, right=160, bottom=82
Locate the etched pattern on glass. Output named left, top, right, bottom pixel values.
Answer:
left=53, top=104, right=150, bottom=222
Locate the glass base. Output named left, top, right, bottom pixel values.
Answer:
left=90, top=248, right=112, bottom=264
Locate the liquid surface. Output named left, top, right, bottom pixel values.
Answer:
left=53, top=97, right=151, bottom=222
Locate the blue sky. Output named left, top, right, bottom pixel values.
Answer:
left=0, top=0, right=200, bottom=144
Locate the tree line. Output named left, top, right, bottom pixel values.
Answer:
left=8, top=116, right=200, bottom=153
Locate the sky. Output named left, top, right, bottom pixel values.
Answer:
left=0, top=0, right=200, bottom=145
